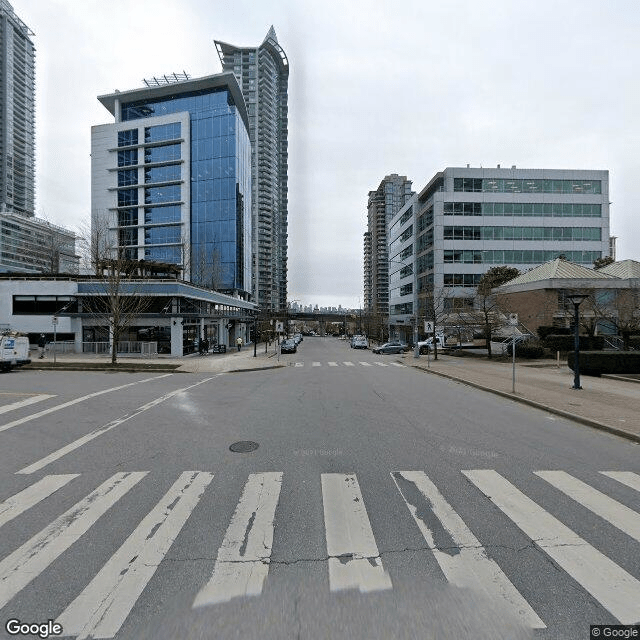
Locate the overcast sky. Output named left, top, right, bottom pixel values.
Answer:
left=15, top=0, right=640, bottom=309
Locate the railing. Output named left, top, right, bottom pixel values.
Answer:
left=82, top=341, right=158, bottom=356
left=47, top=341, right=76, bottom=353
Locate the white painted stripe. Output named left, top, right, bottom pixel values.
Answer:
left=463, top=469, right=640, bottom=624
left=0, top=394, right=56, bottom=415
left=390, top=363, right=405, bottom=368
left=343, top=362, right=355, bottom=366
left=328, top=362, right=338, bottom=367
left=0, top=472, right=145, bottom=610
left=536, top=471, right=640, bottom=542
left=601, top=471, right=640, bottom=493
left=294, top=362, right=304, bottom=367
left=59, top=471, right=213, bottom=639
left=359, top=362, right=372, bottom=367
left=374, top=362, right=388, bottom=367
left=193, top=472, right=283, bottom=607
left=321, top=473, right=392, bottom=593
left=17, top=377, right=218, bottom=475
left=392, top=471, right=544, bottom=628
left=0, top=374, right=173, bottom=433
left=312, top=362, right=322, bottom=367
left=0, top=475, right=78, bottom=529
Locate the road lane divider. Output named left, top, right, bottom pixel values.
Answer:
left=193, top=472, right=282, bottom=607
left=0, top=374, right=173, bottom=434
left=16, top=376, right=219, bottom=475
left=58, top=471, right=213, bottom=639
left=0, top=471, right=146, bottom=610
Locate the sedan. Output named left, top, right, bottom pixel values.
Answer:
left=280, top=339, right=297, bottom=354
left=372, top=342, right=407, bottom=354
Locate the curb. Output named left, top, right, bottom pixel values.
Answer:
left=21, top=364, right=181, bottom=373
left=409, top=363, right=640, bottom=445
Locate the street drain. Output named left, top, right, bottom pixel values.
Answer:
left=229, top=441, right=259, bottom=453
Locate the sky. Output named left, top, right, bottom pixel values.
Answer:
left=14, top=0, right=640, bottom=309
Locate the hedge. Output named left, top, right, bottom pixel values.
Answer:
left=568, top=351, right=640, bottom=376
left=537, top=325, right=572, bottom=340
left=543, top=335, right=605, bottom=351
left=505, top=342, right=545, bottom=358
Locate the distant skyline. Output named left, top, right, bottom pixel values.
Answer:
left=15, top=0, right=640, bottom=309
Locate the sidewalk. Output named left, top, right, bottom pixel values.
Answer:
left=401, top=352, right=640, bottom=444
left=26, top=343, right=285, bottom=375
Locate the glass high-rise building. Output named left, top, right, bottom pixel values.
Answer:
left=0, top=0, right=35, bottom=216
left=215, top=27, right=289, bottom=312
left=92, top=73, right=252, bottom=298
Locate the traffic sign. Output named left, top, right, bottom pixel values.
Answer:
left=509, top=313, right=518, bottom=326
left=424, top=321, right=434, bottom=333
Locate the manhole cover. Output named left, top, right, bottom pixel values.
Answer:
left=229, top=441, right=259, bottom=453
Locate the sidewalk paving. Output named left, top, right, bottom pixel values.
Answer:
left=402, top=352, right=640, bottom=444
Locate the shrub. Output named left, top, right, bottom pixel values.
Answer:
left=568, top=351, right=640, bottom=376
left=628, top=336, right=640, bottom=350
left=506, top=342, right=545, bottom=358
left=543, top=335, right=604, bottom=351
left=537, top=325, right=571, bottom=340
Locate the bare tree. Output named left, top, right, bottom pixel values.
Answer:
left=588, top=288, right=640, bottom=349
left=187, top=241, right=226, bottom=291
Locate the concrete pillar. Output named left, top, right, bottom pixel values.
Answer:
left=171, top=318, right=183, bottom=357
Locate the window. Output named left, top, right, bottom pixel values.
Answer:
left=145, top=185, right=181, bottom=204
left=117, top=149, right=138, bottom=167
left=118, top=169, right=138, bottom=187
left=453, top=177, right=602, bottom=194
left=144, top=122, right=181, bottom=144
left=118, top=209, right=138, bottom=226
left=118, top=129, right=138, bottom=147
left=144, top=144, right=181, bottom=164
left=144, top=164, right=181, bottom=184
left=118, top=189, right=138, bottom=207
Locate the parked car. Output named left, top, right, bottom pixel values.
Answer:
left=351, top=336, right=368, bottom=349
left=372, top=341, right=407, bottom=354
left=417, top=335, right=446, bottom=353
left=280, top=339, right=297, bottom=354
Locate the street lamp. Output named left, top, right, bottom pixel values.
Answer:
left=567, top=293, right=589, bottom=390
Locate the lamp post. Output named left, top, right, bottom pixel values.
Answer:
left=567, top=293, right=589, bottom=390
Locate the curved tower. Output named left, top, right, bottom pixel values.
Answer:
left=215, top=27, right=289, bottom=311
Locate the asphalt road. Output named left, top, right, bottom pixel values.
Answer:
left=0, top=337, right=638, bottom=640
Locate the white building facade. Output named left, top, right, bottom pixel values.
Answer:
left=388, top=166, right=610, bottom=341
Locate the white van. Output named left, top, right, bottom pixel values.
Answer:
left=417, top=335, right=446, bottom=353
left=0, top=336, right=31, bottom=372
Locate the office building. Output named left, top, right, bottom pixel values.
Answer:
left=388, top=166, right=610, bottom=340
left=92, top=72, right=252, bottom=299
left=215, top=27, right=289, bottom=311
left=364, top=174, right=414, bottom=316
left=0, top=0, right=35, bottom=216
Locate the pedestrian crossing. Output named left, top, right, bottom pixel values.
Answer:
left=1, top=469, right=638, bottom=636
left=291, top=361, right=406, bottom=368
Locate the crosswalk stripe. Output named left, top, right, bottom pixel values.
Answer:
left=0, top=394, right=56, bottom=415
left=601, top=471, right=640, bottom=493
left=294, top=362, right=304, bottom=367
left=321, top=473, right=392, bottom=593
left=389, top=363, right=405, bottom=368
left=16, top=376, right=218, bottom=476
left=0, top=472, right=146, bottom=610
left=536, top=471, right=640, bottom=542
left=58, top=471, right=213, bottom=639
left=463, top=469, right=640, bottom=624
left=392, top=471, right=545, bottom=628
left=343, top=361, right=354, bottom=366
left=374, top=362, right=388, bottom=367
left=328, top=362, right=338, bottom=367
left=193, top=472, right=283, bottom=608
left=312, top=362, right=321, bottom=367
left=359, top=362, right=372, bottom=367
left=0, top=474, right=79, bottom=529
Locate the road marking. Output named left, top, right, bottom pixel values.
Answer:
left=321, top=473, right=392, bottom=593
left=0, top=394, right=56, bottom=415
left=0, top=474, right=79, bottom=529
left=601, top=471, right=640, bottom=493
left=392, top=471, right=544, bottom=628
left=0, top=374, right=173, bottom=434
left=312, top=362, right=322, bottom=367
left=17, top=376, right=219, bottom=475
left=0, top=472, right=145, bottom=610
left=359, top=362, right=372, bottom=367
left=193, top=472, right=282, bottom=607
left=463, top=469, right=640, bottom=624
left=343, top=362, right=355, bottom=366
left=374, top=362, right=388, bottom=367
left=59, top=471, right=213, bottom=639
left=536, top=471, right=640, bottom=542
left=328, top=361, right=338, bottom=367
left=294, top=362, right=304, bottom=367
left=390, top=363, right=405, bottom=368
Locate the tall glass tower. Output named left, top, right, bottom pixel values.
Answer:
left=215, top=27, right=289, bottom=312
left=0, top=0, right=35, bottom=216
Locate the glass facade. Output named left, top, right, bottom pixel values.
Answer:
left=444, top=249, right=601, bottom=264
left=444, top=202, right=602, bottom=217
left=118, top=85, right=252, bottom=294
left=453, top=178, right=601, bottom=194
left=443, top=226, right=601, bottom=241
